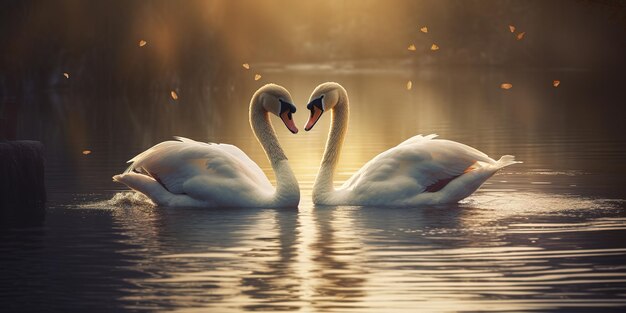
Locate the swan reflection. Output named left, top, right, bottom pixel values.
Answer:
left=89, top=186, right=626, bottom=312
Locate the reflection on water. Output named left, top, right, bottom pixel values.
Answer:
left=2, top=66, right=626, bottom=312
left=2, top=192, right=625, bottom=312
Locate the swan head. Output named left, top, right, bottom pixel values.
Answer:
left=257, top=84, right=298, bottom=134
left=304, top=82, right=343, bottom=131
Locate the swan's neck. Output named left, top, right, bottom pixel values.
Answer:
left=313, top=94, right=349, bottom=198
left=250, top=102, right=299, bottom=205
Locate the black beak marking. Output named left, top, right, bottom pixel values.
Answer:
left=306, top=95, right=324, bottom=112
left=279, top=99, right=296, bottom=120
left=305, top=95, right=325, bottom=131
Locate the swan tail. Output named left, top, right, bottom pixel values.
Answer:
left=432, top=156, right=520, bottom=204
left=113, top=173, right=172, bottom=206
left=494, top=155, right=522, bottom=169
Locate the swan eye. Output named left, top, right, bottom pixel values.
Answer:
left=278, top=99, right=299, bottom=134
left=279, top=99, right=296, bottom=119
left=306, top=95, right=324, bottom=112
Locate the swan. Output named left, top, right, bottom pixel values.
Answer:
left=112, top=84, right=300, bottom=208
left=303, top=82, right=521, bottom=206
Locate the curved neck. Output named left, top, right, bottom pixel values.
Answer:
left=313, top=92, right=349, bottom=196
left=250, top=96, right=299, bottom=204
left=250, top=103, right=287, bottom=165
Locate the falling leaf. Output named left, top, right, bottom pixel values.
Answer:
left=430, top=43, right=439, bottom=51
left=242, top=63, right=250, bottom=69
left=254, top=74, right=262, bottom=81
left=63, top=72, right=69, bottom=79
left=406, top=80, right=413, bottom=90
left=139, top=40, right=147, bottom=47
left=407, top=44, right=416, bottom=51
left=500, top=83, right=513, bottom=90
left=170, top=91, right=178, bottom=100
left=553, top=80, right=560, bottom=87
left=509, top=25, right=516, bottom=33
left=420, top=26, right=428, bottom=33
left=516, top=32, right=526, bottom=40
left=82, top=150, right=91, bottom=155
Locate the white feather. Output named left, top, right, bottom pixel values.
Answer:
left=310, top=82, right=521, bottom=206
left=113, top=84, right=299, bottom=208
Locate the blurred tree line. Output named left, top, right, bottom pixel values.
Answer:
left=1, top=0, right=625, bottom=97
left=0, top=0, right=625, bottom=169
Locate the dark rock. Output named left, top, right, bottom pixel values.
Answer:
left=0, top=141, right=46, bottom=226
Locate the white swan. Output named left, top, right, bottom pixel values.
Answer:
left=304, top=82, right=521, bottom=206
left=113, top=84, right=300, bottom=208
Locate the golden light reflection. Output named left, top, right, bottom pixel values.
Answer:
left=99, top=189, right=626, bottom=312
left=295, top=207, right=316, bottom=309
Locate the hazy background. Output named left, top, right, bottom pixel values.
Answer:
left=1, top=0, right=625, bottom=197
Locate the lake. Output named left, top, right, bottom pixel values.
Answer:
left=2, top=65, right=626, bottom=312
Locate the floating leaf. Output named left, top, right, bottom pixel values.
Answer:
left=516, top=32, right=525, bottom=40
left=430, top=43, right=439, bottom=51
left=420, top=26, right=428, bottom=33
left=500, top=83, right=513, bottom=90
left=553, top=80, right=560, bottom=87
left=139, top=40, right=147, bottom=47
left=82, top=150, right=91, bottom=155
left=63, top=72, right=69, bottom=79
left=170, top=91, right=178, bottom=100
left=254, top=74, right=262, bottom=81
left=509, top=25, right=516, bottom=33
left=242, top=63, right=250, bottom=69
left=407, top=44, right=416, bottom=51
left=406, top=80, right=413, bottom=90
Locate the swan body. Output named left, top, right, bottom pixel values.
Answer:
left=113, top=84, right=300, bottom=208
left=304, top=82, right=521, bottom=206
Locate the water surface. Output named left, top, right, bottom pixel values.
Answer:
left=2, top=66, right=626, bottom=312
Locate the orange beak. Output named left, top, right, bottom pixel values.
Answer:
left=280, top=111, right=298, bottom=134
left=304, top=106, right=323, bottom=131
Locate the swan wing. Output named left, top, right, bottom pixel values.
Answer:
left=173, top=136, right=270, bottom=187
left=211, top=142, right=272, bottom=189
left=341, top=137, right=496, bottom=196
left=126, top=137, right=273, bottom=196
left=396, top=133, right=439, bottom=146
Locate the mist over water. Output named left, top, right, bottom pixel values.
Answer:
left=2, top=1, right=626, bottom=312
